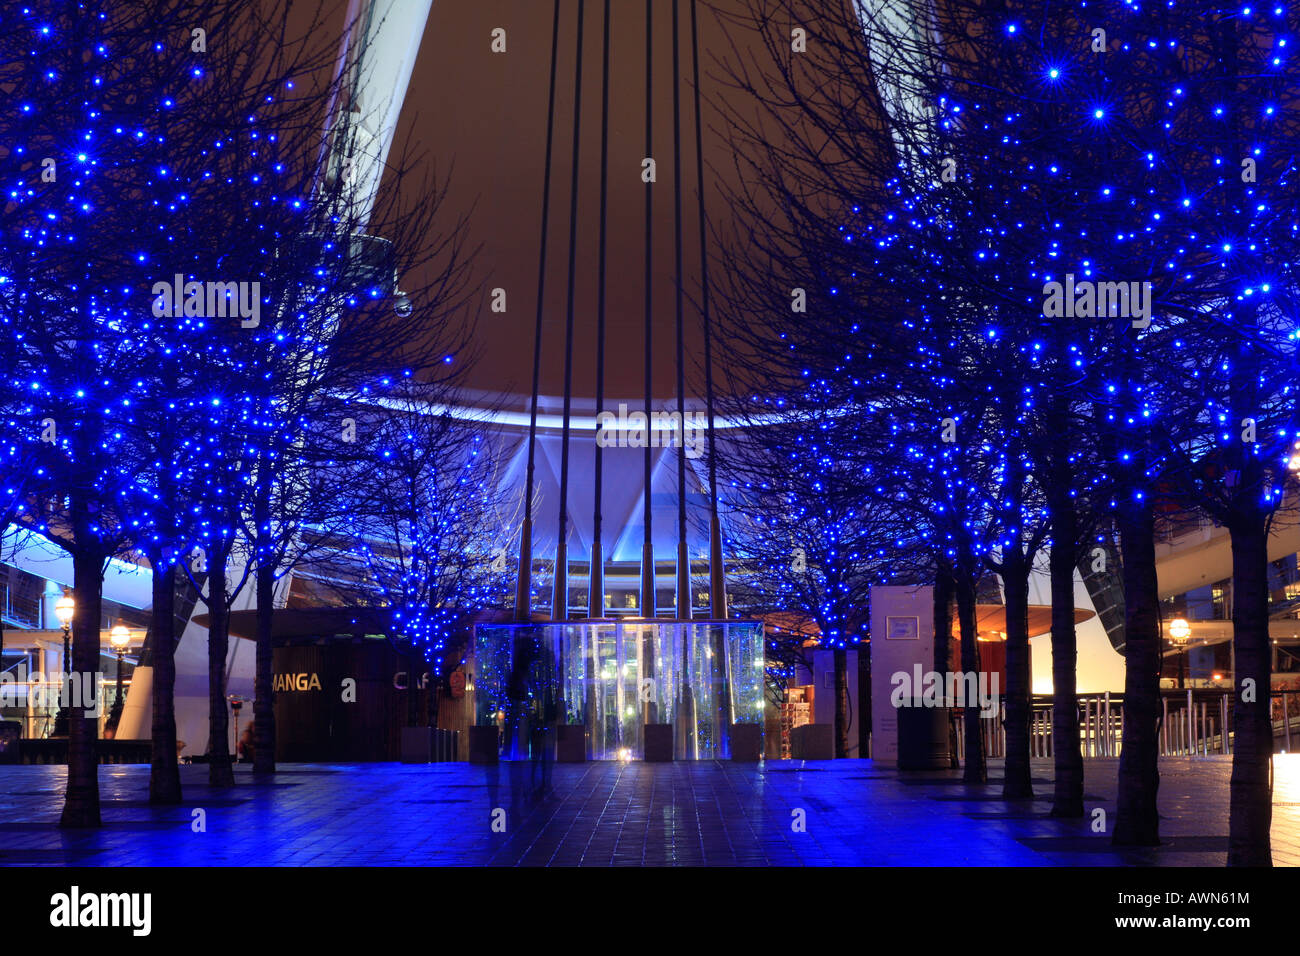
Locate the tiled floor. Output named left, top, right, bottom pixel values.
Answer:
left=1, top=755, right=1297, bottom=866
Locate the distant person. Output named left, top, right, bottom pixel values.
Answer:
left=501, top=635, right=537, bottom=812
left=238, top=723, right=255, bottom=762
left=532, top=644, right=563, bottom=799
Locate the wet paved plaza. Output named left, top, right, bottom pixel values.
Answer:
left=1, top=755, right=1297, bottom=866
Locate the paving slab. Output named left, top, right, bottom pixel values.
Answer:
left=0, top=755, right=1294, bottom=866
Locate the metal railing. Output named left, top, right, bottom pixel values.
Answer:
left=951, top=689, right=1300, bottom=760
left=1, top=584, right=42, bottom=630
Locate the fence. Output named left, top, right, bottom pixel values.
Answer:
left=951, top=689, right=1300, bottom=760
left=1, top=583, right=43, bottom=630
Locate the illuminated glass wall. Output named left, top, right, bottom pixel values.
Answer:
left=473, top=620, right=765, bottom=760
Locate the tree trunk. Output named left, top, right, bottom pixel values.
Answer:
left=933, top=566, right=953, bottom=673
left=407, top=655, right=420, bottom=727
left=206, top=546, right=236, bottom=787
left=1001, top=557, right=1034, bottom=799
left=1207, top=0, right=1271, bottom=869
left=1228, top=517, right=1273, bottom=865
left=833, top=645, right=848, bottom=758
left=933, top=566, right=958, bottom=768
left=956, top=555, right=986, bottom=782
left=253, top=559, right=276, bottom=774
left=1048, top=487, right=1084, bottom=816
left=149, top=561, right=182, bottom=804
left=1113, top=498, right=1162, bottom=846
left=60, top=525, right=103, bottom=828
left=858, top=644, right=872, bottom=758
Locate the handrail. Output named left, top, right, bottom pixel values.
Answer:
left=948, top=688, right=1298, bottom=759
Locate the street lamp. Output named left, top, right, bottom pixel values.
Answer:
left=1169, top=618, right=1191, bottom=689
left=52, top=591, right=74, bottom=736
left=106, top=621, right=131, bottom=736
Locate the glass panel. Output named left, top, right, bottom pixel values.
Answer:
left=474, top=620, right=764, bottom=760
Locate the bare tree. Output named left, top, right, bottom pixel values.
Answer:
left=326, top=383, right=517, bottom=725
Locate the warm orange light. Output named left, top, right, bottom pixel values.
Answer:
left=54, top=593, right=74, bottom=628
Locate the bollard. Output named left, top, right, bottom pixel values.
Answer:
left=1088, top=698, right=1095, bottom=758
left=1162, top=697, right=1169, bottom=755
left=999, top=701, right=1006, bottom=757
left=1202, top=701, right=1209, bottom=756
left=1083, top=699, right=1090, bottom=758
left=431, top=728, right=448, bottom=762
left=1103, top=692, right=1111, bottom=757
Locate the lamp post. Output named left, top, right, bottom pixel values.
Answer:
left=229, top=696, right=245, bottom=762
left=106, top=621, right=131, bottom=737
left=52, top=592, right=74, bottom=736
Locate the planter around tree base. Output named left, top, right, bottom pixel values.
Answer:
left=557, top=724, right=586, bottom=762
left=643, top=724, right=673, bottom=762
left=790, top=723, right=835, bottom=760
left=468, top=725, right=500, bottom=764
left=896, top=704, right=952, bottom=770
left=730, top=723, right=762, bottom=761
left=0, top=721, right=20, bottom=765
left=400, top=726, right=433, bottom=763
